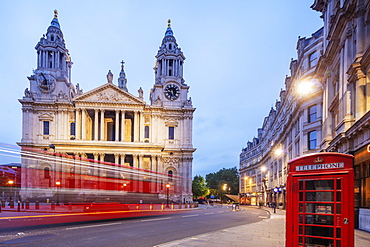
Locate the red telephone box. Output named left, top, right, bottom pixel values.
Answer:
left=286, top=153, right=354, bottom=247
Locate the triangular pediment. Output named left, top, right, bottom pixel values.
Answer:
left=73, top=83, right=145, bottom=104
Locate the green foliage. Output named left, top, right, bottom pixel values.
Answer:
left=192, top=174, right=209, bottom=198
left=206, top=167, right=239, bottom=199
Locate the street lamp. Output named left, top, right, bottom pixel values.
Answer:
left=166, top=183, right=170, bottom=208
left=221, top=183, right=227, bottom=204
left=8, top=180, right=14, bottom=201
left=55, top=180, right=61, bottom=206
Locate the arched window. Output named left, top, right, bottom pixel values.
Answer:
left=168, top=170, right=173, bottom=181
left=44, top=167, right=50, bottom=179
left=51, top=35, right=54, bottom=41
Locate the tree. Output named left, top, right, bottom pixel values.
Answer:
left=206, top=167, right=239, bottom=202
left=192, top=175, right=209, bottom=198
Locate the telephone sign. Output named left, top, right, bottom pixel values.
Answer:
left=286, top=152, right=354, bottom=247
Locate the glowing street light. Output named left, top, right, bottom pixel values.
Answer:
left=166, top=183, right=170, bottom=208
left=55, top=180, right=61, bottom=206
left=8, top=180, right=14, bottom=201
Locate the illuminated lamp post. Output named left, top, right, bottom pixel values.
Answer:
left=166, top=183, right=170, bottom=208
left=55, top=180, right=61, bottom=206
left=221, top=183, right=227, bottom=205
left=8, top=180, right=14, bottom=201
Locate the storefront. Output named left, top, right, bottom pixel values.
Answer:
left=354, top=144, right=370, bottom=232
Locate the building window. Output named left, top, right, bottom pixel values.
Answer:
left=169, top=126, right=174, bottom=140
left=44, top=167, right=50, bottom=179
left=308, top=52, right=318, bottom=68
left=70, top=122, right=75, bottom=136
left=43, top=121, right=50, bottom=135
left=168, top=170, right=173, bottom=181
left=308, top=131, right=317, bottom=150
left=144, top=126, right=150, bottom=139
left=308, top=105, right=317, bottom=123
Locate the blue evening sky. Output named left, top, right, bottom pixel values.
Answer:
left=0, top=0, right=323, bottom=177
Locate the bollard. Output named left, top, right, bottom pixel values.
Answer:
left=26, top=200, right=30, bottom=210
left=22, top=201, right=24, bottom=209
left=68, top=202, right=72, bottom=211
left=17, top=201, right=21, bottom=212
left=35, top=200, right=39, bottom=210
left=51, top=201, right=55, bottom=210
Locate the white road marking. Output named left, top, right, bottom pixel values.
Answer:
left=182, top=214, right=199, bottom=218
left=140, top=217, right=172, bottom=222
left=65, top=222, right=122, bottom=230
left=205, top=212, right=214, bottom=215
left=258, top=216, right=269, bottom=219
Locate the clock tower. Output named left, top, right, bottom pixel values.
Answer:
left=29, top=10, right=74, bottom=102
left=150, top=20, right=191, bottom=109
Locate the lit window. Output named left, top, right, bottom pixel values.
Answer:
left=308, top=105, right=317, bottom=123
left=43, top=121, right=50, bottom=135
left=169, top=127, right=174, bottom=140
left=308, top=131, right=317, bottom=150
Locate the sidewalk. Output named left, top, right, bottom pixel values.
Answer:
left=155, top=206, right=370, bottom=247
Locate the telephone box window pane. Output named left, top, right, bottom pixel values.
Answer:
left=305, top=226, right=334, bottom=237
left=336, top=204, right=341, bottom=214
left=336, top=228, right=341, bottom=238
left=299, top=214, right=303, bottom=223
left=305, top=203, right=334, bottom=214
left=304, top=237, right=333, bottom=246
left=337, top=179, right=341, bottom=190
left=306, top=180, right=334, bottom=190
left=299, top=225, right=303, bottom=234
left=336, top=192, right=341, bottom=202
left=305, top=215, right=334, bottom=225
left=298, top=236, right=303, bottom=245
left=299, top=181, right=304, bottom=190
left=336, top=240, right=341, bottom=247
left=299, top=192, right=303, bottom=201
left=306, top=192, right=334, bottom=201
left=299, top=203, right=303, bottom=212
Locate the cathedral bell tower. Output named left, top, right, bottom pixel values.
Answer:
left=150, top=20, right=192, bottom=108
left=27, top=10, right=74, bottom=101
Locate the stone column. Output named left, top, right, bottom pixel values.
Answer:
left=100, top=110, right=105, bottom=141
left=120, top=154, right=126, bottom=166
left=94, top=109, right=99, bottom=141
left=81, top=109, right=86, bottom=140
left=115, top=110, right=120, bottom=141
left=134, top=111, right=139, bottom=142
left=121, top=111, right=125, bottom=142
left=139, top=111, right=144, bottom=142
left=75, top=109, right=80, bottom=140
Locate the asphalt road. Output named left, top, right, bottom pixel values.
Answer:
left=0, top=205, right=269, bottom=247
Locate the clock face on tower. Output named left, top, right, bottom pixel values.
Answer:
left=37, top=72, right=56, bottom=93
left=164, top=83, right=180, bottom=100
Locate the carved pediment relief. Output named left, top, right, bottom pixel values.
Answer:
left=74, top=84, right=144, bottom=104
left=38, top=112, right=54, bottom=121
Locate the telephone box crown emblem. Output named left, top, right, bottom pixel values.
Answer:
left=313, top=157, right=324, bottom=163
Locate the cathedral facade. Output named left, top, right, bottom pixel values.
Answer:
left=18, top=11, right=195, bottom=204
